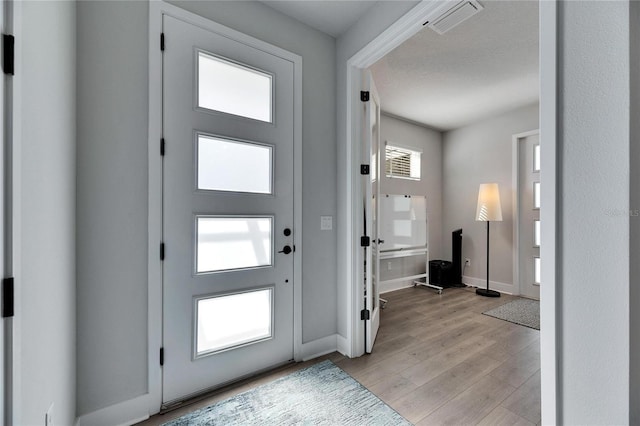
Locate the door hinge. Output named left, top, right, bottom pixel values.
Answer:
left=360, top=91, right=369, bottom=102
left=360, top=236, right=370, bottom=247
left=160, top=347, right=164, bottom=366
left=2, top=278, right=14, bottom=318
left=160, top=33, right=165, bottom=51
left=160, top=243, right=165, bottom=261
left=3, top=34, right=15, bottom=75
left=360, top=164, right=370, bottom=175
left=361, top=309, right=370, bottom=321
left=160, top=138, right=165, bottom=156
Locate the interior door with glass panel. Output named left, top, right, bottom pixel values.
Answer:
left=518, top=132, right=540, bottom=300
left=162, top=15, right=295, bottom=405
left=363, top=70, right=381, bottom=353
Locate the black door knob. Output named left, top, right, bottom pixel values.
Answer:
left=284, top=228, right=292, bottom=236
left=278, top=245, right=292, bottom=255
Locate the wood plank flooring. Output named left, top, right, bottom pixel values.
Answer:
left=137, top=286, right=540, bottom=426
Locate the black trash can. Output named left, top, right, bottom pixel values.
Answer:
left=429, top=260, right=453, bottom=288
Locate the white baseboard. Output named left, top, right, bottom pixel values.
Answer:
left=76, top=393, right=150, bottom=426
left=463, top=275, right=514, bottom=295
left=77, top=334, right=343, bottom=425
left=380, top=281, right=414, bottom=294
left=300, top=334, right=338, bottom=361
left=336, top=334, right=349, bottom=357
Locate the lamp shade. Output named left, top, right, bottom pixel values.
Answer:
left=476, top=183, right=503, bottom=221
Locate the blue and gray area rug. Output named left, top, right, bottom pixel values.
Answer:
left=163, top=360, right=411, bottom=425
left=483, top=298, right=540, bottom=330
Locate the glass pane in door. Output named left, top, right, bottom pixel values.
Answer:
left=198, top=51, right=272, bottom=122
left=196, top=217, right=273, bottom=273
left=197, top=135, right=273, bottom=194
left=533, top=182, right=541, bottom=209
left=533, top=144, right=540, bottom=172
left=196, top=287, right=273, bottom=357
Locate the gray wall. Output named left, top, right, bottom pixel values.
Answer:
left=19, top=1, right=76, bottom=424
left=380, top=114, right=443, bottom=258
left=76, top=0, right=337, bottom=416
left=442, top=103, right=539, bottom=288
left=558, top=1, right=630, bottom=423
left=378, top=114, right=443, bottom=291
left=76, top=0, right=149, bottom=415
left=25, top=0, right=639, bottom=423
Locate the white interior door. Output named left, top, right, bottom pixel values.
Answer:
left=518, top=132, right=540, bottom=300
left=162, top=15, right=295, bottom=405
left=363, top=71, right=381, bottom=353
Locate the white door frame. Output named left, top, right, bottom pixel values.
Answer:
left=511, top=129, right=540, bottom=298
left=147, top=0, right=303, bottom=415
left=343, top=1, right=558, bottom=424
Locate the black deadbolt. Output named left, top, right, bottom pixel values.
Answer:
left=284, top=228, right=292, bottom=236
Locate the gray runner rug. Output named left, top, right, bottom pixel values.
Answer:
left=483, top=298, right=540, bottom=330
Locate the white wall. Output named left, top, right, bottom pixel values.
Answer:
left=378, top=114, right=442, bottom=292
left=442, top=103, right=539, bottom=292
left=76, top=0, right=337, bottom=417
left=558, top=1, right=630, bottom=423
left=18, top=1, right=76, bottom=424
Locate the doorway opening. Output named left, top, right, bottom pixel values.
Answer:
left=344, top=1, right=557, bottom=424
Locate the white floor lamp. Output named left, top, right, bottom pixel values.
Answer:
left=476, top=183, right=502, bottom=298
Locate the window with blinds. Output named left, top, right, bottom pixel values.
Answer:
left=385, top=144, right=421, bottom=180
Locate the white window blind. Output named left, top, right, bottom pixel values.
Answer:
left=385, top=144, right=421, bottom=180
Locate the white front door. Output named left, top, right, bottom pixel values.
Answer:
left=363, top=71, right=381, bottom=353
left=162, top=15, right=296, bottom=405
left=518, top=132, right=540, bottom=300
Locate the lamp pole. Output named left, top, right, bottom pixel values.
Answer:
left=486, top=221, right=489, bottom=292
left=476, top=220, right=500, bottom=297
left=475, top=183, right=502, bottom=297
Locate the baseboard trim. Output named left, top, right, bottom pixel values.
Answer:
left=380, top=281, right=414, bottom=294
left=336, top=334, right=349, bottom=357
left=300, top=334, right=338, bottom=361
left=463, top=275, right=514, bottom=295
left=76, top=394, right=150, bottom=426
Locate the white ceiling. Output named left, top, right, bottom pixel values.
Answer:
left=370, top=0, right=539, bottom=131
left=261, top=1, right=378, bottom=37
left=261, top=1, right=539, bottom=131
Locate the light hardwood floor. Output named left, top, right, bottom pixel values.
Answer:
left=138, top=286, right=541, bottom=426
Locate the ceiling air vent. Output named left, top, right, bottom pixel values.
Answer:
left=428, top=1, right=484, bottom=35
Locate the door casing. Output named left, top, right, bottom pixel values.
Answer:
left=341, top=1, right=558, bottom=424
left=512, top=129, right=541, bottom=299
left=147, top=0, right=303, bottom=415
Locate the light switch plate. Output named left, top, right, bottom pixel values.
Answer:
left=320, top=216, right=333, bottom=230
